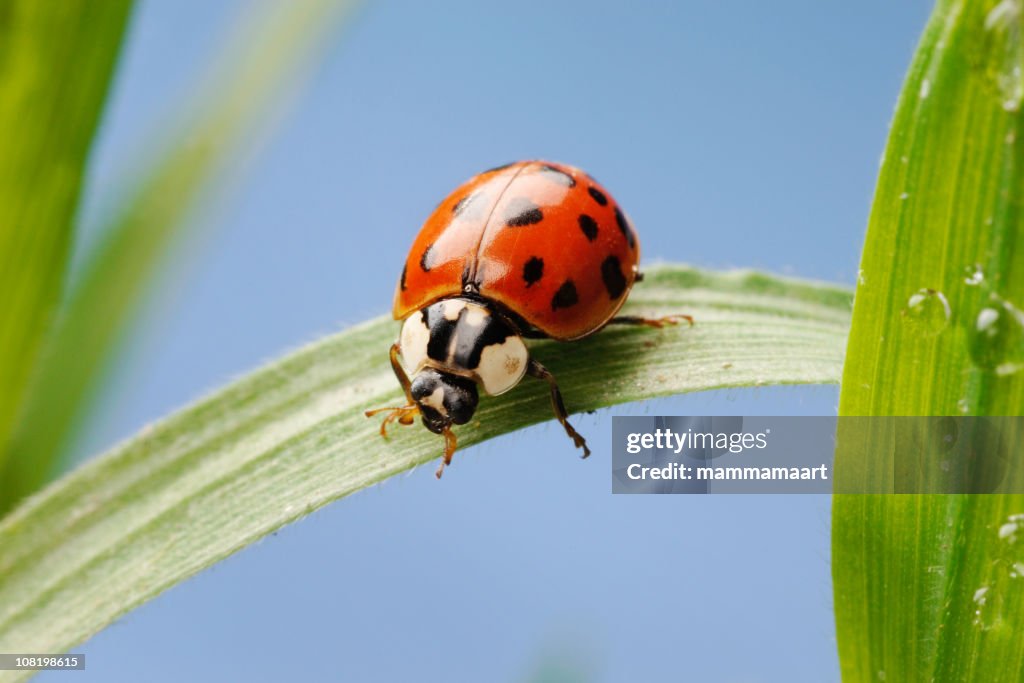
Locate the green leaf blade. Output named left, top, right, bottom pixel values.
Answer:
left=0, top=0, right=363, bottom=513
left=0, top=265, right=849, bottom=678
left=834, top=0, right=1024, bottom=680
left=0, top=0, right=133, bottom=476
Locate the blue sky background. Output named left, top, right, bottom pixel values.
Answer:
left=42, top=1, right=931, bottom=681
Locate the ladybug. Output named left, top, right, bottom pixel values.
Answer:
left=366, top=160, right=690, bottom=477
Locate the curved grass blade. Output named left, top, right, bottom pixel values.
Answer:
left=834, top=0, right=1024, bottom=680
left=0, top=1, right=133, bottom=485
left=0, top=0, right=363, bottom=514
left=0, top=266, right=850, bottom=679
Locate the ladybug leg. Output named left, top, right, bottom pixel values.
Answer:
left=527, top=359, right=592, bottom=459
left=608, top=314, right=694, bottom=329
left=364, top=343, right=419, bottom=436
left=389, top=342, right=416, bottom=405
left=435, top=428, right=458, bottom=479
left=365, top=404, right=420, bottom=437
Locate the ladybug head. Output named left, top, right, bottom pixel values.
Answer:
left=410, top=368, right=479, bottom=434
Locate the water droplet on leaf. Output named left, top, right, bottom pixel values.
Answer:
left=964, top=264, right=985, bottom=286
left=968, top=297, right=1024, bottom=374
left=902, top=288, right=951, bottom=335
left=999, top=514, right=1024, bottom=542
left=983, top=0, right=1024, bottom=111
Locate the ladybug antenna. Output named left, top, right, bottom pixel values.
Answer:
left=435, top=427, right=458, bottom=479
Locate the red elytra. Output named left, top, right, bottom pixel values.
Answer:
left=369, top=160, right=689, bottom=479
left=393, top=160, right=640, bottom=340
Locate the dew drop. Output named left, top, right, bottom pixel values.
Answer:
left=919, top=78, right=931, bottom=99
left=974, top=585, right=991, bottom=626
left=979, top=307, right=1000, bottom=329
left=972, top=514, right=1024, bottom=631
left=1004, top=69, right=1023, bottom=110
left=984, top=0, right=1024, bottom=112
left=973, top=585, right=993, bottom=627
left=900, top=192, right=910, bottom=200
left=967, top=297, right=1024, bottom=374
left=957, top=398, right=970, bottom=413
left=986, top=0, right=1020, bottom=30
left=999, top=513, right=1024, bottom=542
left=964, top=264, right=985, bottom=286
left=902, top=288, right=951, bottom=336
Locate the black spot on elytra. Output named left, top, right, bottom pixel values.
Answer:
left=484, top=162, right=515, bottom=174
left=578, top=214, right=598, bottom=241
left=587, top=186, right=608, bottom=206
left=523, top=257, right=544, bottom=287
left=504, top=197, right=544, bottom=227
left=419, top=244, right=435, bottom=272
left=400, top=263, right=408, bottom=290
left=551, top=280, right=579, bottom=310
left=614, top=206, right=636, bottom=249
left=539, top=164, right=576, bottom=187
left=601, top=255, right=627, bottom=299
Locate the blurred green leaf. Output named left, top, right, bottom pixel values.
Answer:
left=0, top=1, right=133, bottom=489
left=0, top=265, right=850, bottom=677
left=833, top=0, right=1024, bottom=680
left=0, top=0, right=362, bottom=513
